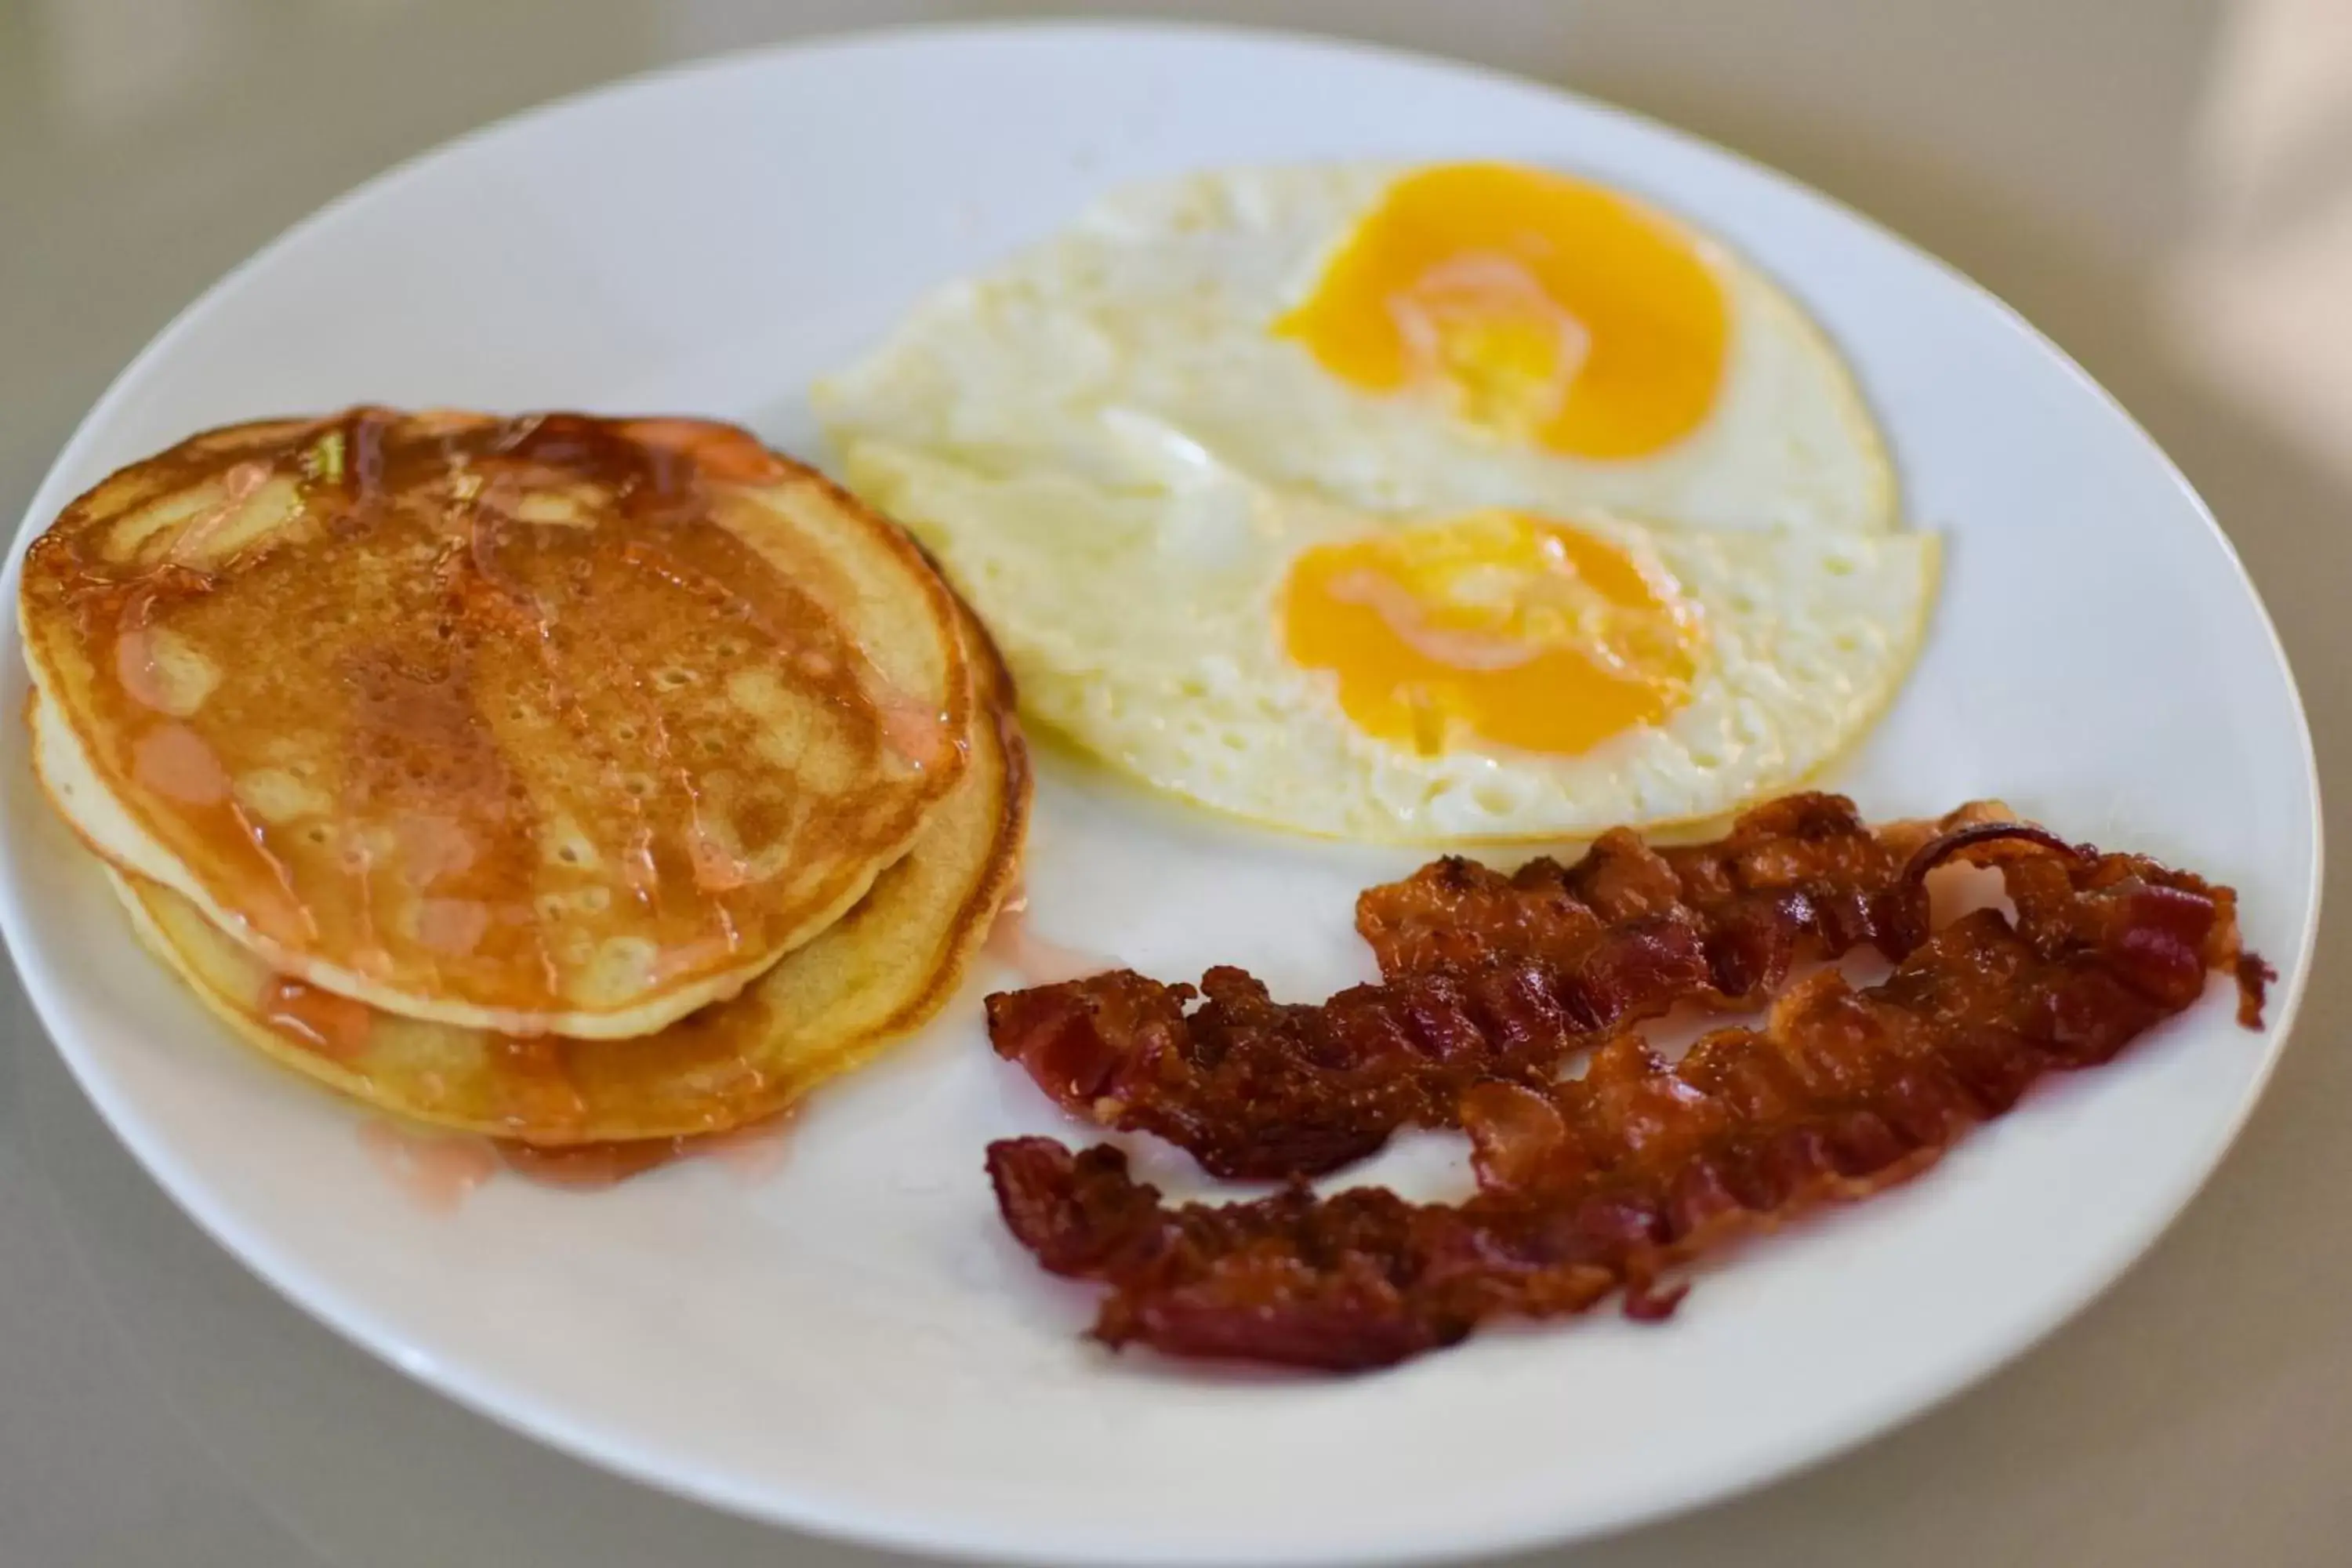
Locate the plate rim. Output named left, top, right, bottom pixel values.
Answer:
left=0, top=19, right=2325, bottom=1566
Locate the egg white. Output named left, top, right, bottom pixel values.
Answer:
left=840, top=440, right=1936, bottom=842
left=815, top=163, right=1897, bottom=538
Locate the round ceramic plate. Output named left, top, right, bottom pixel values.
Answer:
left=0, top=23, right=2320, bottom=1567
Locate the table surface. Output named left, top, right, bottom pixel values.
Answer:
left=5, top=2, right=2348, bottom=1563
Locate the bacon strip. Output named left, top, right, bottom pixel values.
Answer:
left=992, top=795, right=2015, bottom=1178
left=1354, top=792, right=1986, bottom=982
left=986, top=818, right=2269, bottom=1371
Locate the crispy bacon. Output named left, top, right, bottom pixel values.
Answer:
left=986, top=815, right=2270, bottom=1371
left=985, top=957, right=1697, bottom=1179
left=992, top=796, right=2026, bottom=1178
left=1354, top=793, right=1998, bottom=984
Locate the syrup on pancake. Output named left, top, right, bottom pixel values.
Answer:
left=21, top=408, right=974, bottom=1038
left=83, top=606, right=1029, bottom=1149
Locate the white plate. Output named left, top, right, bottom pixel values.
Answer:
left=0, top=22, right=2321, bottom=1567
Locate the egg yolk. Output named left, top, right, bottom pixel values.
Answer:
left=1275, top=162, right=1730, bottom=459
left=1283, top=510, right=1702, bottom=757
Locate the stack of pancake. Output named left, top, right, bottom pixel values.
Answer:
left=17, top=408, right=1026, bottom=1157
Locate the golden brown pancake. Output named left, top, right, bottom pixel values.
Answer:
left=21, top=409, right=972, bottom=1038
left=100, top=622, right=1027, bottom=1144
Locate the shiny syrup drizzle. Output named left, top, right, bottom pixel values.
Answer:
left=360, top=1111, right=798, bottom=1210
left=259, top=975, right=374, bottom=1065
left=495, top=1109, right=799, bottom=1190
left=27, top=408, right=948, bottom=1017
left=250, top=971, right=796, bottom=1208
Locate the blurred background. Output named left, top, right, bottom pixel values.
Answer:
left=2, top=2, right=2346, bottom=1564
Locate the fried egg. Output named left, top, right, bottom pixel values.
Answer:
left=816, top=162, right=1896, bottom=535
left=839, top=441, right=1935, bottom=841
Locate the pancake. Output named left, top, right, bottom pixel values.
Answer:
left=21, top=409, right=972, bottom=1039
left=97, top=619, right=1027, bottom=1144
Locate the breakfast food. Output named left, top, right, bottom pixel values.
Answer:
left=986, top=804, right=2270, bottom=1370
left=836, top=451, right=1935, bottom=840
left=816, top=162, right=1895, bottom=534
left=818, top=162, right=1936, bottom=840
left=989, top=793, right=2015, bottom=1178
left=78, top=633, right=1025, bottom=1143
left=21, top=408, right=1025, bottom=1157
left=20, top=409, right=971, bottom=1038
left=5, top=157, right=2262, bottom=1407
